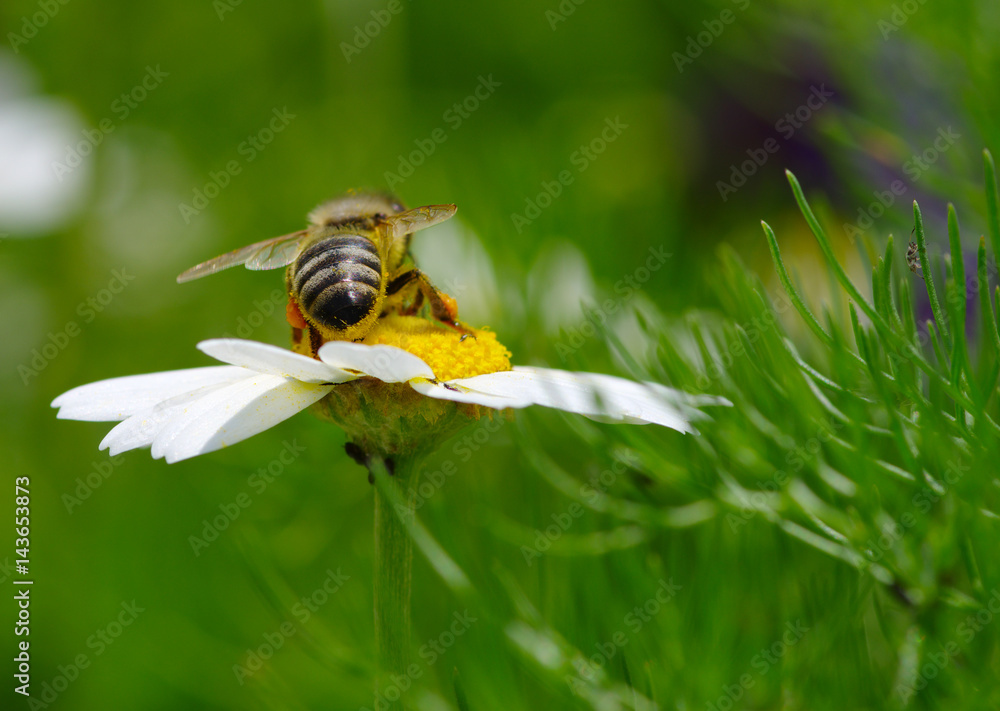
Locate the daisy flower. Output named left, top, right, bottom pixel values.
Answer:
left=52, top=313, right=729, bottom=463
left=51, top=195, right=732, bottom=711
left=51, top=269, right=730, bottom=711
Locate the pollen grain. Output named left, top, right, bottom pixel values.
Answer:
left=363, top=314, right=511, bottom=381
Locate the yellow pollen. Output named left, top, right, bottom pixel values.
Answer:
left=363, top=314, right=511, bottom=381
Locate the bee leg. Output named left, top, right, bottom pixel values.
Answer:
left=308, top=327, right=324, bottom=358
left=387, top=269, right=475, bottom=337
left=386, top=269, right=423, bottom=313
left=386, top=268, right=421, bottom=297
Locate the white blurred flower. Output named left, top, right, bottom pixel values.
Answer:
left=0, top=54, right=88, bottom=235
left=527, top=242, right=596, bottom=335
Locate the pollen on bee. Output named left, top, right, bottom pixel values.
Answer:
left=286, top=296, right=309, bottom=329
left=439, top=292, right=459, bottom=320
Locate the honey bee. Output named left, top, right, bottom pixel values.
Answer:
left=178, top=193, right=466, bottom=354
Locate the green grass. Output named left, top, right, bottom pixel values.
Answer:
left=365, top=157, right=1000, bottom=710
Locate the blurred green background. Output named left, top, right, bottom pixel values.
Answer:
left=3, top=0, right=1000, bottom=709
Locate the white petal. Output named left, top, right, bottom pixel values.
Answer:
left=197, top=339, right=355, bottom=384
left=410, top=378, right=537, bottom=409
left=317, top=342, right=435, bottom=382
left=100, top=383, right=234, bottom=455
left=52, top=366, right=248, bottom=422
left=418, top=366, right=730, bottom=433
left=147, top=373, right=332, bottom=463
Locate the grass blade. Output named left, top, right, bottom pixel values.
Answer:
left=761, top=220, right=833, bottom=347
left=785, top=170, right=879, bottom=323
left=979, top=237, right=1000, bottom=355
left=914, top=201, right=949, bottom=338
left=946, top=203, right=966, bottom=336
left=984, top=149, right=1000, bottom=264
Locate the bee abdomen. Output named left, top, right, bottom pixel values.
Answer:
left=293, top=235, right=382, bottom=331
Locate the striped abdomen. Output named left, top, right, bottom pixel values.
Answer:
left=291, top=234, right=382, bottom=331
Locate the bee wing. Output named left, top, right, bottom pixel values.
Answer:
left=384, top=204, right=457, bottom=240
left=176, top=230, right=311, bottom=283
left=243, top=232, right=314, bottom=271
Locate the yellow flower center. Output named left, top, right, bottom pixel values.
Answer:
left=362, top=314, right=511, bottom=381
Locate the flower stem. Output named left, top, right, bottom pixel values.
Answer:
left=369, top=452, right=416, bottom=709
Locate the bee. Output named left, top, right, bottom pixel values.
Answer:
left=177, top=193, right=466, bottom=354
